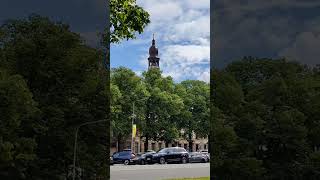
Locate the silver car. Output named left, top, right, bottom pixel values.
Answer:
left=189, top=152, right=209, bottom=163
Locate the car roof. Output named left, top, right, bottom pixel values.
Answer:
left=116, top=151, right=131, bottom=154
left=167, top=147, right=184, bottom=149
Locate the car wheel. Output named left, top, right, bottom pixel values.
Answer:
left=159, top=157, right=166, bottom=164
left=140, top=160, right=145, bottom=165
left=124, top=160, right=130, bottom=165
left=202, top=158, right=206, bottom=163
left=181, top=157, right=187, bottom=164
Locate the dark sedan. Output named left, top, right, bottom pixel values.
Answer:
left=133, top=151, right=156, bottom=165
left=112, top=150, right=136, bottom=165
left=189, top=152, right=209, bottom=163
left=152, top=147, right=189, bottom=164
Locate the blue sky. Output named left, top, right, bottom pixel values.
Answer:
left=111, top=0, right=210, bottom=82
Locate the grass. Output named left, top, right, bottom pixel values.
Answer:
left=164, top=177, right=210, bottom=180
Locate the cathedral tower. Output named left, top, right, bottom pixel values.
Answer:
left=148, top=34, right=160, bottom=69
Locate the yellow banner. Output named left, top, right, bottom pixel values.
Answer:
left=132, top=124, right=136, bottom=138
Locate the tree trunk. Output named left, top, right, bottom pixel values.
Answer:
left=117, top=135, right=124, bottom=152
left=145, top=100, right=151, bottom=152
left=208, top=135, right=210, bottom=153
left=145, top=136, right=149, bottom=152
left=188, top=133, right=193, bottom=152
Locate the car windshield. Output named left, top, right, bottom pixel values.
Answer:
left=117, top=151, right=130, bottom=156
left=157, top=148, right=168, bottom=153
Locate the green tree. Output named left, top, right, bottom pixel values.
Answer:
left=142, top=68, right=184, bottom=150
left=0, top=15, right=108, bottom=179
left=211, top=58, right=320, bottom=179
left=176, top=80, right=209, bottom=151
left=111, top=67, right=149, bottom=151
left=0, top=69, right=42, bottom=179
left=109, top=0, right=150, bottom=43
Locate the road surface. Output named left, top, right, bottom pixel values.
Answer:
left=110, top=163, right=209, bottom=180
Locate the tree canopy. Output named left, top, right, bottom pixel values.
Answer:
left=109, top=0, right=150, bottom=43
left=110, top=67, right=210, bottom=151
left=211, top=57, right=320, bottom=180
left=0, top=15, right=108, bottom=179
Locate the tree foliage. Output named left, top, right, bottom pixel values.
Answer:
left=110, top=67, right=210, bottom=151
left=109, top=0, right=150, bottom=43
left=211, top=57, right=320, bottom=180
left=0, top=15, right=108, bottom=179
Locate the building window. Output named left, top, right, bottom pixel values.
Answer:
left=184, top=144, right=188, bottom=150
left=158, top=143, right=162, bottom=149
left=178, top=143, right=181, bottom=147
left=204, top=144, right=207, bottom=150
left=196, top=144, right=199, bottom=151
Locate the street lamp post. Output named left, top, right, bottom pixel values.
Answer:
left=131, top=102, right=135, bottom=153
left=189, top=107, right=194, bottom=152
left=72, top=119, right=108, bottom=180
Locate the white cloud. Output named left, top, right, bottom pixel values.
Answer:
left=198, top=70, right=210, bottom=82
left=185, top=0, right=210, bottom=9
left=137, top=0, right=183, bottom=22
left=160, top=44, right=209, bottom=83
left=136, top=0, right=210, bottom=82
left=166, top=15, right=210, bottom=44
left=162, top=45, right=209, bottom=65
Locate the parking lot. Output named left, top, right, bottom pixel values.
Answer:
left=110, top=163, right=210, bottom=180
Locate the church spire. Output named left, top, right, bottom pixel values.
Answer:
left=148, top=33, right=160, bottom=69
left=152, top=33, right=155, bottom=45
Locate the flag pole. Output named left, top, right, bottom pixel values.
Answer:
left=132, top=102, right=135, bottom=153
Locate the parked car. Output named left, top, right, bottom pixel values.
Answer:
left=199, top=150, right=210, bottom=161
left=189, top=152, right=209, bottom=163
left=133, top=150, right=156, bottom=165
left=199, top=149, right=208, bottom=153
left=112, top=150, right=136, bottom=165
left=152, top=147, right=189, bottom=164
